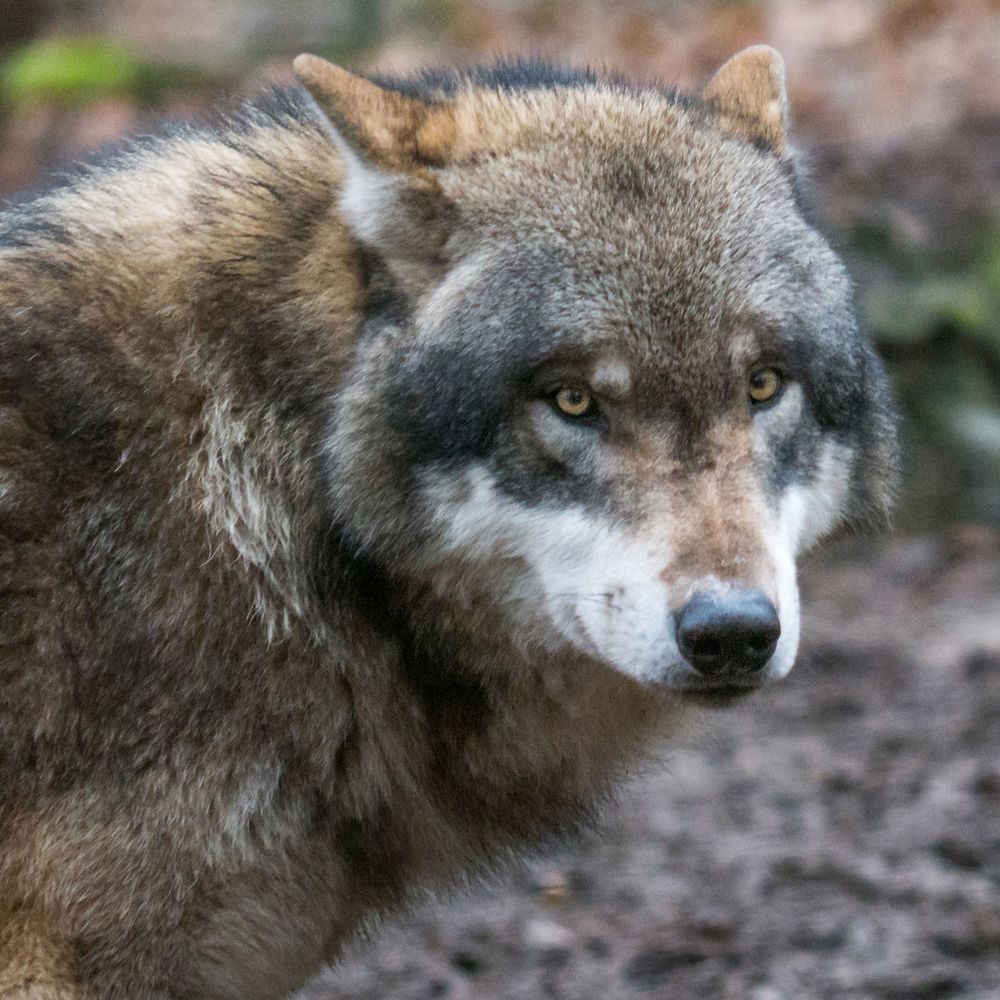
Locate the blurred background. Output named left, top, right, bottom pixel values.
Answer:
left=3, top=3, right=999, bottom=998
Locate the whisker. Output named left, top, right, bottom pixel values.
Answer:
left=548, top=592, right=620, bottom=607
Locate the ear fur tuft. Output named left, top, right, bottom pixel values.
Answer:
left=701, top=45, right=789, bottom=154
left=293, top=53, right=456, bottom=170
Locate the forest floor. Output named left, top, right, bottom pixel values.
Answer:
left=303, top=528, right=1000, bottom=1000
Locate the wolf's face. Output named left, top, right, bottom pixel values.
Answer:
left=302, top=50, right=899, bottom=702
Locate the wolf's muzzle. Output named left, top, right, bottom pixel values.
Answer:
left=675, top=589, right=780, bottom=679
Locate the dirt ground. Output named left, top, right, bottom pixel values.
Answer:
left=299, top=528, right=1000, bottom=1000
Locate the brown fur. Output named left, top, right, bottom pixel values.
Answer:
left=701, top=44, right=789, bottom=153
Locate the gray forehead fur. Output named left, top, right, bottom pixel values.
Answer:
left=441, top=123, right=842, bottom=350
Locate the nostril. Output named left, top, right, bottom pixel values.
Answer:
left=748, top=633, right=777, bottom=654
left=676, top=589, right=781, bottom=677
left=690, top=635, right=722, bottom=660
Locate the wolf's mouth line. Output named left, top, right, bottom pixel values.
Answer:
left=671, top=682, right=763, bottom=705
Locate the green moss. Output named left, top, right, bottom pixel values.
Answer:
left=0, top=36, right=228, bottom=107
left=1, top=37, right=142, bottom=105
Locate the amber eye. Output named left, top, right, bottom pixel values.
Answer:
left=748, top=367, right=784, bottom=405
left=554, top=386, right=598, bottom=419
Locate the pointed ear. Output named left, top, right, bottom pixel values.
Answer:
left=293, top=54, right=458, bottom=170
left=293, top=54, right=458, bottom=292
left=700, top=45, right=789, bottom=155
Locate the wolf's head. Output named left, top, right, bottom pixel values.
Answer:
left=299, top=48, right=899, bottom=704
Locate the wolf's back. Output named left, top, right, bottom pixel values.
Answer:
left=0, top=94, right=361, bottom=790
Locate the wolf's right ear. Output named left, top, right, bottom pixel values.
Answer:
left=700, top=45, right=789, bottom=155
left=293, top=54, right=458, bottom=292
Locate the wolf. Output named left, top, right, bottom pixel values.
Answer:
left=0, top=44, right=897, bottom=999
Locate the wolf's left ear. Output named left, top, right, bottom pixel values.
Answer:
left=700, top=45, right=789, bottom=155
left=294, top=54, right=458, bottom=292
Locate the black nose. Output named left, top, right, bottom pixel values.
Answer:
left=675, top=589, right=781, bottom=677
